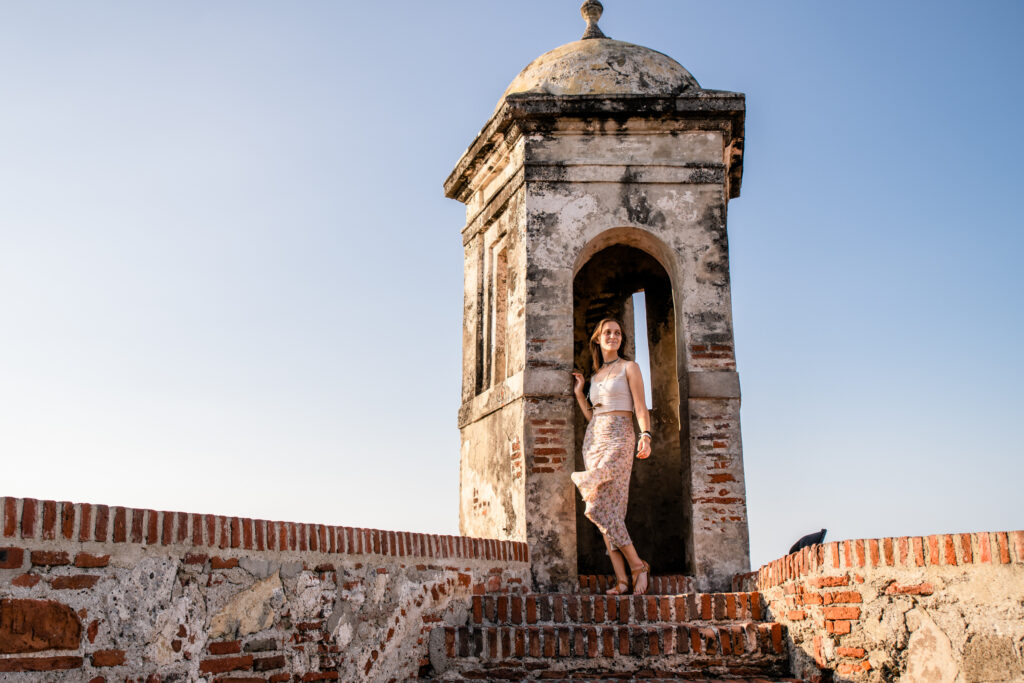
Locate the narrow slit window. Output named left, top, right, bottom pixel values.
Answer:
left=631, top=291, right=653, bottom=408
left=492, top=247, right=509, bottom=385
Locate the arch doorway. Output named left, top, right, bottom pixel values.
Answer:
left=573, top=244, right=689, bottom=575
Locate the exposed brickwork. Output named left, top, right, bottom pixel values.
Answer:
left=0, top=598, right=82, bottom=653
left=439, top=621, right=785, bottom=660
left=578, top=574, right=694, bottom=596
left=21, top=498, right=37, bottom=539
left=30, top=550, right=69, bottom=566
left=90, top=649, right=126, bottom=667
left=199, top=654, right=254, bottom=674
left=739, top=530, right=1024, bottom=681
left=528, top=418, right=570, bottom=476
left=687, top=398, right=749, bottom=590
left=0, top=496, right=530, bottom=681
left=11, top=574, right=40, bottom=588
left=471, top=591, right=764, bottom=626
left=431, top=579, right=787, bottom=679
left=0, top=546, right=24, bottom=569
left=50, top=575, right=101, bottom=590
left=74, top=552, right=110, bottom=568
left=0, top=496, right=527, bottom=563
left=7, top=500, right=1020, bottom=683
left=0, top=655, right=83, bottom=672
left=750, top=531, right=1024, bottom=590
left=688, top=343, right=736, bottom=371
left=2, top=497, right=18, bottom=537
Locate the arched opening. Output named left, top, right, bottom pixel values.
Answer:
left=573, top=243, right=689, bottom=575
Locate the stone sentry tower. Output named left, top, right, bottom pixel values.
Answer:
left=445, top=2, right=749, bottom=592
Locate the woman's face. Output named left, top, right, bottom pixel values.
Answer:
left=598, top=321, right=622, bottom=353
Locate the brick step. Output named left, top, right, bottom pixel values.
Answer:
left=435, top=622, right=785, bottom=659
left=428, top=622, right=789, bottom=679
left=429, top=660, right=790, bottom=681
left=472, top=592, right=763, bottom=627
left=579, top=574, right=695, bottom=595
left=430, top=663, right=792, bottom=681
left=440, top=678, right=804, bottom=682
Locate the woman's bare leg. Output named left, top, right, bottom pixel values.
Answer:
left=603, top=536, right=630, bottom=594
left=617, top=543, right=649, bottom=595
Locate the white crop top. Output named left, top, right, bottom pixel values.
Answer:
left=589, top=362, right=634, bottom=414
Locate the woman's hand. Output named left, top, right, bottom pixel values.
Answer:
left=571, top=371, right=585, bottom=396
left=636, top=434, right=652, bottom=459
left=571, top=371, right=593, bottom=421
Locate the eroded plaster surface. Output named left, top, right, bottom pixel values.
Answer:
left=451, top=55, right=749, bottom=589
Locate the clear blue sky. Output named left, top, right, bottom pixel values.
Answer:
left=2, top=1, right=1021, bottom=569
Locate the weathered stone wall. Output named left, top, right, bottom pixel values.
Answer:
left=449, top=96, right=752, bottom=592
left=0, top=497, right=528, bottom=681
left=457, top=142, right=530, bottom=551
left=522, top=397, right=577, bottom=592
left=739, top=530, right=1024, bottom=681
left=458, top=399, right=526, bottom=543
left=521, top=121, right=750, bottom=591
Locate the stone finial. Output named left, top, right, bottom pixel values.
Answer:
left=580, top=0, right=607, bottom=40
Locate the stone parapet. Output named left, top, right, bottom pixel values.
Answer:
left=737, top=530, right=1024, bottom=681
left=1, top=497, right=526, bottom=564
left=0, top=496, right=529, bottom=681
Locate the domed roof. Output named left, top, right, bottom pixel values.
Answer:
left=499, top=38, right=700, bottom=107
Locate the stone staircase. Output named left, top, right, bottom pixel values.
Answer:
left=426, top=575, right=800, bottom=682
left=577, top=573, right=695, bottom=596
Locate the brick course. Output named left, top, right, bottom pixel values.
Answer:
left=0, top=495, right=529, bottom=682
left=0, top=496, right=526, bottom=563
left=738, top=530, right=1024, bottom=681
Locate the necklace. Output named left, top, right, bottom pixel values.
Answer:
left=597, top=357, right=620, bottom=382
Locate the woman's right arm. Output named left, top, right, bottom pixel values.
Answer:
left=572, top=372, right=592, bottom=421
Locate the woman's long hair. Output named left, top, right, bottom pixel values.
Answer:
left=589, top=318, right=631, bottom=373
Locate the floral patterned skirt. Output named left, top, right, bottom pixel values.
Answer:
left=570, top=413, right=634, bottom=549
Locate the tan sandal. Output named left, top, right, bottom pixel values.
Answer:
left=605, top=579, right=630, bottom=595
left=631, top=560, right=651, bottom=596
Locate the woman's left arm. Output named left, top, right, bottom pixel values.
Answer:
left=625, top=361, right=652, bottom=459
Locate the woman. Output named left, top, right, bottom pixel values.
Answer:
left=570, top=318, right=652, bottom=595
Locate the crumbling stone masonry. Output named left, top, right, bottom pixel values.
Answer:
left=0, top=497, right=528, bottom=681
left=738, top=530, right=1024, bottom=681
left=447, top=32, right=749, bottom=592
left=3, top=495, right=1020, bottom=681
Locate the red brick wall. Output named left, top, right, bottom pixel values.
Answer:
left=740, top=531, right=1024, bottom=681
left=0, top=497, right=529, bottom=681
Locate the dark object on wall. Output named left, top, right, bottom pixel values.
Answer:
left=790, top=529, right=827, bottom=555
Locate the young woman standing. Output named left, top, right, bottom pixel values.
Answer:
left=570, top=318, right=652, bottom=595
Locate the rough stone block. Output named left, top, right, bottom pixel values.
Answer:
left=687, top=371, right=741, bottom=398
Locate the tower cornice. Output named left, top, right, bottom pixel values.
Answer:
left=444, top=91, right=746, bottom=205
